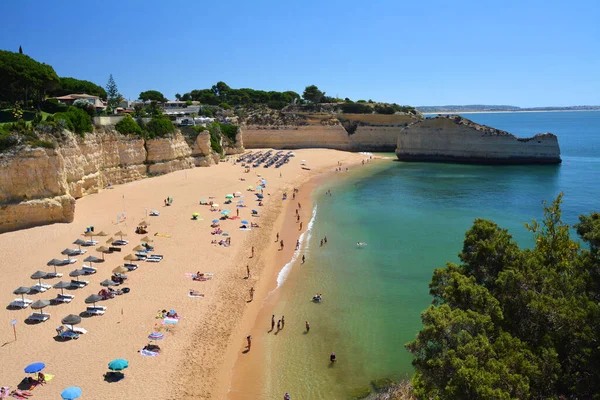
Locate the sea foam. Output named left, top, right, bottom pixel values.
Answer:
left=275, top=204, right=317, bottom=288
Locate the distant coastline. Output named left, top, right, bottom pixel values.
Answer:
left=423, top=109, right=600, bottom=115
left=417, top=105, right=600, bottom=114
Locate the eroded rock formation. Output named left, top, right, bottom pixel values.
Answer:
left=395, top=115, right=561, bottom=164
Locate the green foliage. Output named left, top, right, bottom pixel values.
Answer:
left=115, top=115, right=142, bottom=135
left=182, top=82, right=300, bottom=109
left=341, top=103, right=372, bottom=114
left=200, top=108, right=213, bottom=117
left=49, top=77, right=107, bottom=99
left=41, top=98, right=68, bottom=114
left=302, top=85, right=325, bottom=104
left=407, top=194, right=600, bottom=399
left=54, top=106, right=92, bottom=136
left=219, top=102, right=231, bottom=110
left=144, top=117, right=174, bottom=139
left=374, top=104, right=396, bottom=114
left=0, top=50, right=59, bottom=108
left=575, top=212, right=600, bottom=252
left=217, top=122, right=238, bottom=143
left=105, top=74, right=122, bottom=112
left=139, top=90, right=167, bottom=102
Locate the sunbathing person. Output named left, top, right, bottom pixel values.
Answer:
left=251, top=222, right=260, bottom=228
left=37, top=372, right=46, bottom=385
left=189, top=289, right=204, bottom=297
left=143, top=344, right=161, bottom=353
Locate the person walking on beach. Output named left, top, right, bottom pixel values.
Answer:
left=306, top=321, right=310, bottom=332
left=251, top=246, right=254, bottom=258
left=302, top=255, right=305, bottom=264
left=280, top=240, right=284, bottom=250
left=276, top=232, right=279, bottom=242
left=298, top=202, right=301, bottom=209
left=249, top=287, right=255, bottom=301
left=271, top=315, right=275, bottom=331
left=330, top=352, right=337, bottom=363
left=281, top=315, right=285, bottom=329
left=320, top=239, right=323, bottom=247
left=277, top=319, right=281, bottom=331
left=284, top=393, right=291, bottom=400
left=296, top=214, right=300, bottom=223
left=296, top=240, right=300, bottom=250
left=299, top=222, right=303, bottom=231
left=324, top=236, right=328, bottom=244
left=246, top=265, right=250, bottom=278
left=246, top=335, right=252, bottom=350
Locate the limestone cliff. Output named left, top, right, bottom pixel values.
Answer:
left=0, top=126, right=242, bottom=233
left=242, top=111, right=421, bottom=151
left=395, top=115, right=561, bottom=164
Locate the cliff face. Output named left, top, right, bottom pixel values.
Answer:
left=242, top=112, right=420, bottom=151
left=0, top=127, right=242, bottom=233
left=395, top=116, right=561, bottom=164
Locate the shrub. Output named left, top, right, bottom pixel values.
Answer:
left=219, top=102, right=232, bottom=110
left=115, top=115, right=142, bottom=135
left=53, top=106, right=91, bottom=136
left=144, top=117, right=174, bottom=138
left=200, top=108, right=213, bottom=117
left=217, top=122, right=238, bottom=143
left=374, top=104, right=396, bottom=114
left=341, top=103, right=372, bottom=114
left=41, top=98, right=68, bottom=114
left=0, top=133, right=18, bottom=151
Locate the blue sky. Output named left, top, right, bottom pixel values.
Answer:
left=1, top=0, right=598, bottom=107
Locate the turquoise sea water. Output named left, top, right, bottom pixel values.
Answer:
left=264, top=111, right=600, bottom=399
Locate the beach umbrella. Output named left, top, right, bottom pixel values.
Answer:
left=30, top=270, right=47, bottom=286
left=60, top=249, right=75, bottom=257
left=53, top=281, right=72, bottom=295
left=235, top=191, right=242, bottom=196
left=221, top=210, right=230, bottom=215
left=132, top=245, right=145, bottom=252
left=69, top=269, right=85, bottom=282
left=108, top=358, right=129, bottom=371
left=61, top=314, right=82, bottom=326
left=124, top=254, right=138, bottom=261
left=106, top=237, right=114, bottom=244
left=101, top=279, right=117, bottom=287
left=85, top=294, right=103, bottom=308
left=211, top=219, right=219, bottom=224
left=113, top=266, right=128, bottom=274
left=13, top=286, right=30, bottom=301
left=72, top=239, right=85, bottom=250
left=140, top=236, right=153, bottom=243
left=30, top=299, right=50, bottom=317
left=114, top=230, right=127, bottom=239
left=200, top=198, right=207, bottom=204
left=241, top=220, right=249, bottom=225
left=237, top=200, right=244, bottom=204
left=97, top=231, right=109, bottom=237
left=61, top=386, right=82, bottom=400
left=47, top=258, right=66, bottom=275
left=96, top=246, right=110, bottom=260
left=139, top=220, right=150, bottom=226
left=211, top=203, right=219, bottom=208
left=225, top=194, right=234, bottom=199
left=148, top=331, right=164, bottom=341
left=83, top=231, right=96, bottom=240
left=192, top=212, right=199, bottom=218
left=24, top=362, right=45, bottom=374
left=247, top=185, right=253, bottom=190
left=84, top=255, right=103, bottom=264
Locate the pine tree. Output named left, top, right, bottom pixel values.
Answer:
left=105, top=74, right=122, bottom=112
left=19, top=45, right=23, bottom=54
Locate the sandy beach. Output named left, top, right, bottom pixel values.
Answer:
left=0, top=148, right=367, bottom=399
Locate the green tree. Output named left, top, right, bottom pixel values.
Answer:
left=105, top=74, right=122, bottom=112
left=407, top=195, right=600, bottom=399
left=175, top=93, right=181, bottom=101
left=19, top=45, right=22, bottom=54
left=302, top=85, right=325, bottom=104
left=115, top=114, right=142, bottom=135
left=139, top=90, right=167, bottom=103
left=49, top=77, right=107, bottom=99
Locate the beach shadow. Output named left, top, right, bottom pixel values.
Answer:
left=328, top=362, right=336, bottom=368
left=246, top=300, right=252, bottom=303
left=23, top=319, right=43, bottom=326
left=242, top=349, right=249, bottom=354
left=2, top=340, right=15, bottom=347
left=6, top=305, right=23, bottom=311
left=17, top=379, right=34, bottom=391
left=268, top=328, right=274, bottom=333
left=303, top=331, right=308, bottom=335
left=79, top=312, right=94, bottom=318
left=104, top=372, right=125, bottom=383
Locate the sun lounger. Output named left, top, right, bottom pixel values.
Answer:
left=55, top=294, right=74, bottom=303
left=86, top=307, right=106, bottom=316
left=30, top=284, right=50, bottom=292
left=112, top=240, right=128, bottom=246
left=27, top=312, right=50, bottom=322
left=61, top=258, right=77, bottom=265
left=136, top=253, right=148, bottom=259
left=124, top=263, right=138, bottom=271
left=58, top=330, right=79, bottom=340
left=46, top=272, right=63, bottom=278
left=9, top=300, right=30, bottom=308
left=65, top=326, right=87, bottom=334
left=108, top=246, right=121, bottom=252
left=70, top=280, right=89, bottom=288
left=82, top=265, right=97, bottom=274
left=146, top=257, right=162, bottom=263
left=69, top=249, right=86, bottom=255
left=82, top=240, right=98, bottom=246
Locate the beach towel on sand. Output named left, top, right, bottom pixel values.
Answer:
left=185, top=273, right=213, bottom=278
left=188, top=293, right=203, bottom=298
left=140, top=349, right=159, bottom=357
left=154, top=233, right=171, bottom=238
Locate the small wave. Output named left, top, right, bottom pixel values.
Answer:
left=275, top=204, right=318, bottom=288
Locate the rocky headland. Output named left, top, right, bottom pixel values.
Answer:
left=0, top=126, right=243, bottom=233
left=395, top=115, right=561, bottom=164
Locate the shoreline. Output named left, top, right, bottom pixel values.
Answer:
left=224, top=158, right=382, bottom=399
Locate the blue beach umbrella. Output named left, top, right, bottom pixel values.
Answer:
left=61, top=386, right=82, bottom=400
left=237, top=200, right=244, bottom=204
left=24, top=362, right=45, bottom=374
left=108, top=358, right=129, bottom=371
left=212, top=219, right=219, bottom=224
left=256, top=194, right=263, bottom=199
left=241, top=220, right=249, bottom=225
left=221, top=210, right=230, bottom=215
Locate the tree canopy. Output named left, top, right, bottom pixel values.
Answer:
left=139, top=90, right=167, bottom=103
left=49, top=77, right=107, bottom=99
left=0, top=50, right=59, bottom=108
left=302, top=85, right=325, bottom=104
left=406, top=194, right=600, bottom=399
left=105, top=74, right=122, bottom=111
